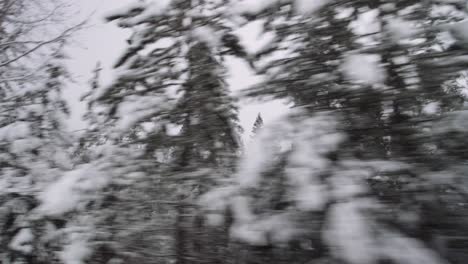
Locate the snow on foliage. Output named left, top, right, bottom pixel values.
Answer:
left=202, top=104, right=448, bottom=264
left=38, top=165, right=109, bottom=216
left=60, top=233, right=91, bottom=264
left=10, top=137, right=42, bottom=154
left=440, top=19, right=468, bottom=49
left=350, top=9, right=380, bottom=36
left=379, top=229, right=449, bottom=264
left=236, top=116, right=287, bottom=187
left=231, top=212, right=297, bottom=245
left=233, top=19, right=277, bottom=56
left=192, top=26, right=222, bottom=48
left=328, top=169, right=369, bottom=200
left=385, top=16, right=420, bottom=41
left=422, top=102, right=440, bottom=115
left=9, top=228, right=34, bottom=254
left=0, top=122, right=31, bottom=141
left=198, top=185, right=238, bottom=226
left=115, top=95, right=172, bottom=135
left=342, top=53, right=387, bottom=86
left=106, top=0, right=173, bottom=23
left=434, top=109, right=468, bottom=133
left=294, top=0, right=330, bottom=15
left=126, top=0, right=173, bottom=25
left=229, top=195, right=298, bottom=245
left=230, top=0, right=280, bottom=15
left=224, top=111, right=346, bottom=244
left=324, top=199, right=448, bottom=264
left=285, top=115, right=344, bottom=211
left=230, top=196, right=267, bottom=245
left=231, top=0, right=330, bottom=16
left=323, top=199, right=379, bottom=264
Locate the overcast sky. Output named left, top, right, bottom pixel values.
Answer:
left=64, top=0, right=289, bottom=142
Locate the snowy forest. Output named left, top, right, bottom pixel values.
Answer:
left=2, top=0, right=468, bottom=263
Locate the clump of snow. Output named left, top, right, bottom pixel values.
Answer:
left=294, top=0, right=330, bottom=15
left=294, top=184, right=328, bottom=210
left=231, top=196, right=255, bottom=223
left=385, top=16, right=420, bottom=41
left=285, top=114, right=344, bottom=211
left=0, top=122, right=30, bottom=141
left=38, top=165, right=109, bottom=216
left=192, top=26, right=221, bottom=48
left=329, top=170, right=368, bottom=199
left=230, top=212, right=297, bottom=245
left=106, top=0, right=172, bottom=24
left=342, top=53, right=387, bottom=85
left=371, top=175, right=391, bottom=182
left=9, top=228, right=34, bottom=253
left=60, top=235, right=91, bottom=264
left=229, top=195, right=268, bottom=244
left=198, top=186, right=238, bottom=226
left=10, top=137, right=42, bottom=154
left=323, top=200, right=379, bottom=264
left=199, top=186, right=237, bottom=210
left=440, top=20, right=468, bottom=49
left=380, top=229, right=448, bottom=264
left=236, top=118, right=286, bottom=187
left=230, top=221, right=268, bottom=245
left=392, top=55, right=410, bottom=65
left=234, top=19, right=277, bottom=55
left=105, top=2, right=144, bottom=19
left=17, top=104, right=44, bottom=119
left=230, top=0, right=280, bottom=15
left=39, top=172, right=81, bottom=216
left=350, top=9, right=381, bottom=36
left=422, top=102, right=440, bottom=115
left=125, top=0, right=173, bottom=25
left=205, top=214, right=225, bottom=227
left=324, top=199, right=447, bottom=264
left=115, top=95, right=171, bottom=134
left=335, top=7, right=355, bottom=20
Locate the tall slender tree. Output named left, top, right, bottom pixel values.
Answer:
left=79, top=1, right=243, bottom=263
left=0, top=49, right=74, bottom=264
left=251, top=113, right=264, bottom=136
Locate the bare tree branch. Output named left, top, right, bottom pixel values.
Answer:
left=0, top=21, right=85, bottom=68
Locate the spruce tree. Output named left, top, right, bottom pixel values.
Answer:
left=0, top=50, right=74, bottom=264
left=0, top=2, right=78, bottom=260
left=78, top=1, right=243, bottom=263
left=251, top=113, right=264, bottom=136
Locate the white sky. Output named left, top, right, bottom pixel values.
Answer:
left=64, top=0, right=289, bottom=142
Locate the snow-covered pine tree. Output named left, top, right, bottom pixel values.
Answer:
left=172, top=39, right=241, bottom=171
left=0, top=2, right=84, bottom=262
left=170, top=24, right=242, bottom=264
left=67, top=64, right=165, bottom=264
left=0, top=48, right=74, bottom=264
left=200, top=1, right=468, bottom=263
left=101, top=0, right=242, bottom=165
left=73, top=1, right=242, bottom=263
left=251, top=113, right=264, bottom=136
